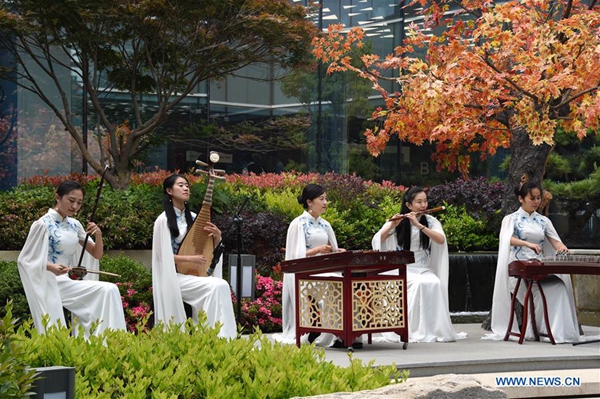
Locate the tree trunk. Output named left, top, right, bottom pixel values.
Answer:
left=483, top=126, right=553, bottom=331
left=500, top=126, right=553, bottom=216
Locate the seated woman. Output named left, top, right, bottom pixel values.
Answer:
left=372, top=186, right=465, bottom=343
left=273, top=183, right=356, bottom=347
left=488, top=182, right=583, bottom=343
left=18, top=180, right=126, bottom=338
left=151, top=174, right=236, bottom=339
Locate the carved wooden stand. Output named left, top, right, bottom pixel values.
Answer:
left=281, top=250, right=414, bottom=350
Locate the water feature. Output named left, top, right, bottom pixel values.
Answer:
left=447, top=253, right=497, bottom=323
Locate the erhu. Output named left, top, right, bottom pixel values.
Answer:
left=176, top=151, right=226, bottom=277
left=388, top=205, right=446, bottom=222
left=69, top=165, right=121, bottom=280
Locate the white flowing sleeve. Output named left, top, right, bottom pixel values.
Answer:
left=371, top=221, right=398, bottom=252
left=75, top=220, right=100, bottom=281
left=542, top=215, right=561, bottom=257
left=428, top=216, right=450, bottom=301
left=285, top=216, right=307, bottom=261
left=324, top=220, right=338, bottom=252
left=17, top=220, right=65, bottom=333
left=152, top=213, right=186, bottom=327
left=489, top=215, right=518, bottom=338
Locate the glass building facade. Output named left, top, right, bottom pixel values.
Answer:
left=0, top=0, right=501, bottom=190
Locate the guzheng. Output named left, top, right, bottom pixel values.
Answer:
left=176, top=153, right=226, bottom=277
left=280, top=250, right=415, bottom=275
left=509, top=255, right=600, bottom=279
left=505, top=254, right=600, bottom=345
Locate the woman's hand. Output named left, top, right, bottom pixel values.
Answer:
left=86, top=222, right=101, bottom=237
left=389, top=213, right=404, bottom=227
left=527, top=242, right=542, bottom=254
left=319, top=244, right=333, bottom=253
left=554, top=242, right=569, bottom=254
left=48, top=263, right=69, bottom=276
left=204, top=222, right=221, bottom=244
left=188, top=255, right=207, bottom=266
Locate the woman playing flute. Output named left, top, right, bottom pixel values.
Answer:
left=372, top=186, right=465, bottom=343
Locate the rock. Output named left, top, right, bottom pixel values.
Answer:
left=293, top=374, right=508, bottom=399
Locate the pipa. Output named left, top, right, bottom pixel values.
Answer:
left=176, top=152, right=226, bottom=276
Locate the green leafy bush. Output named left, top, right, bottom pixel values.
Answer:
left=12, top=307, right=408, bottom=398
left=0, top=302, right=39, bottom=397
left=0, top=262, right=28, bottom=320
left=439, top=204, right=500, bottom=252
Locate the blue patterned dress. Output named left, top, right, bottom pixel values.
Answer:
left=18, top=209, right=125, bottom=337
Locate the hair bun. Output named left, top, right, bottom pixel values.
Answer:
left=297, top=195, right=304, bottom=205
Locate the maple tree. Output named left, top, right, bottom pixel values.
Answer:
left=0, top=0, right=317, bottom=189
left=313, top=0, right=600, bottom=212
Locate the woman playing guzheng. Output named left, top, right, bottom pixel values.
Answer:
left=488, top=181, right=583, bottom=343
left=18, top=180, right=126, bottom=338
left=372, top=186, right=465, bottom=343
left=274, top=183, right=354, bottom=347
left=151, top=174, right=236, bottom=339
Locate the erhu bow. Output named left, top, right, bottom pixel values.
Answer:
left=176, top=152, right=227, bottom=276
left=69, top=165, right=121, bottom=280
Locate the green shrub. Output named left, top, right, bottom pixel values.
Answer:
left=12, top=308, right=408, bottom=398
left=0, top=262, right=29, bottom=321
left=0, top=302, right=39, bottom=397
left=439, top=204, right=500, bottom=252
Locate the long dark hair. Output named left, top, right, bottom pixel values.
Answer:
left=162, top=174, right=194, bottom=238
left=297, top=183, right=326, bottom=209
left=55, top=180, right=84, bottom=204
left=395, top=186, right=430, bottom=251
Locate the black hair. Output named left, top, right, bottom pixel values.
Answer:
left=515, top=181, right=542, bottom=199
left=55, top=180, right=84, bottom=204
left=297, top=184, right=326, bottom=209
left=395, top=186, right=430, bottom=251
left=162, top=174, right=194, bottom=238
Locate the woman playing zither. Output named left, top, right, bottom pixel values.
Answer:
left=487, top=182, right=583, bottom=344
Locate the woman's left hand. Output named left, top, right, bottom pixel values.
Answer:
left=555, top=243, right=569, bottom=254
left=86, top=222, right=101, bottom=236
left=205, top=222, right=222, bottom=243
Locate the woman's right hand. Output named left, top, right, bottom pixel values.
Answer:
left=47, top=263, right=68, bottom=276
left=188, top=255, right=207, bottom=266
left=527, top=242, right=542, bottom=254
left=319, top=245, right=333, bottom=253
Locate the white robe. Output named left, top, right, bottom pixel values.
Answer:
left=372, top=215, right=465, bottom=342
left=273, top=211, right=338, bottom=346
left=487, top=208, right=583, bottom=343
left=17, top=209, right=126, bottom=338
left=151, top=207, right=236, bottom=339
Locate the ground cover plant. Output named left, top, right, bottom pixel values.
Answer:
left=3, top=303, right=408, bottom=398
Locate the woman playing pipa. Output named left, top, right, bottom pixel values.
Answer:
left=151, top=154, right=236, bottom=338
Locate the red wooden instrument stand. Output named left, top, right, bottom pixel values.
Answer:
left=281, top=250, right=414, bottom=349
left=505, top=258, right=600, bottom=345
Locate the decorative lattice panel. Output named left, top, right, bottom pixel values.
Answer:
left=298, top=279, right=343, bottom=331
left=352, top=280, right=405, bottom=331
